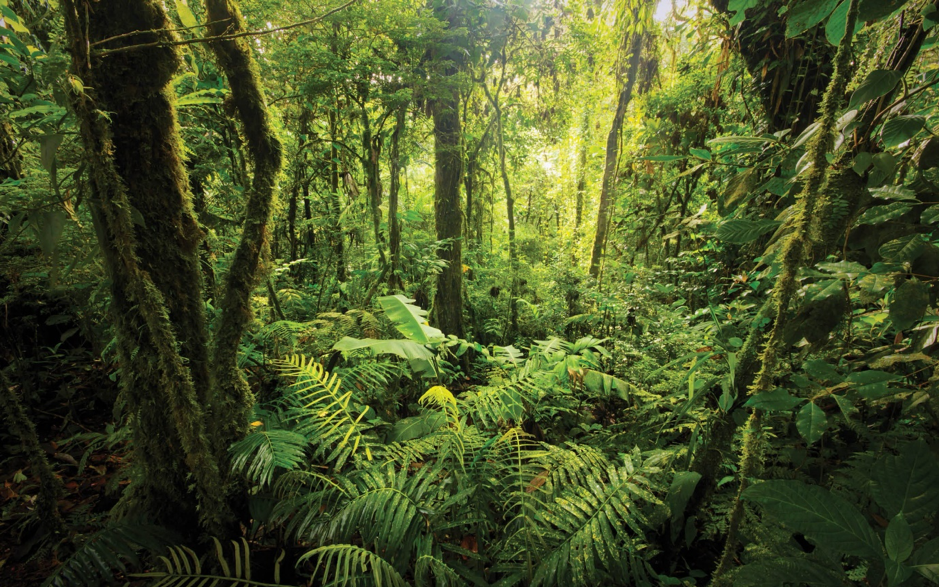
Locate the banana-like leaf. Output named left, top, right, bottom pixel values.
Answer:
left=379, top=295, right=444, bottom=343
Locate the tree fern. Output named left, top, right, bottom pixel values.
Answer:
left=275, top=354, right=375, bottom=468
left=133, top=537, right=285, bottom=587
left=43, top=520, right=177, bottom=587
left=298, top=544, right=408, bottom=587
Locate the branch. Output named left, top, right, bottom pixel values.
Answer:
left=93, top=0, right=360, bottom=58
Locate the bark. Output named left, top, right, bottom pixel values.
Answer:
left=329, top=109, right=347, bottom=283
left=62, top=0, right=228, bottom=535
left=430, top=6, right=465, bottom=338
left=588, top=31, right=644, bottom=278
left=388, top=106, right=406, bottom=292
left=574, top=109, right=589, bottom=231
left=483, top=79, right=519, bottom=339
left=361, top=100, right=387, bottom=265
left=204, top=0, right=284, bottom=453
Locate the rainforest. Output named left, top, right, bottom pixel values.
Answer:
left=2, top=0, right=939, bottom=585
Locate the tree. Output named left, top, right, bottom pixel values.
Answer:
left=588, top=1, right=651, bottom=279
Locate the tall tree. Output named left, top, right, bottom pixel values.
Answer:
left=429, top=0, right=466, bottom=337
left=588, top=3, right=649, bottom=279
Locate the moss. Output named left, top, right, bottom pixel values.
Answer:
left=62, top=0, right=229, bottom=536
left=712, top=1, right=861, bottom=582
left=204, top=0, right=284, bottom=458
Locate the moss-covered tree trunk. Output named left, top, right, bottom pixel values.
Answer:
left=203, top=0, right=284, bottom=454
left=430, top=5, right=465, bottom=338
left=62, top=0, right=227, bottom=536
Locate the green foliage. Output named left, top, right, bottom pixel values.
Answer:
left=134, top=538, right=285, bottom=587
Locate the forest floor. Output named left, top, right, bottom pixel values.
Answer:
left=0, top=358, right=122, bottom=587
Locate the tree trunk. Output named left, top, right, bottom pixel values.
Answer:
left=588, top=32, right=644, bottom=279
left=329, top=108, right=347, bottom=284
left=62, top=0, right=228, bottom=535
left=389, top=106, right=406, bottom=292
left=575, top=109, right=589, bottom=231
left=204, top=0, right=284, bottom=455
left=430, top=6, right=465, bottom=338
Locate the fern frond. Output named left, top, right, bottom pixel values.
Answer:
left=533, top=443, right=611, bottom=498
left=229, top=429, right=308, bottom=488
left=133, top=537, right=285, bottom=587
left=415, top=554, right=461, bottom=587
left=44, top=520, right=177, bottom=587
left=299, top=544, right=407, bottom=587
left=526, top=461, right=657, bottom=587
left=419, top=386, right=460, bottom=430
left=275, top=354, right=374, bottom=468
left=461, top=376, right=540, bottom=430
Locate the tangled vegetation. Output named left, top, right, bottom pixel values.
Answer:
left=3, top=0, right=939, bottom=585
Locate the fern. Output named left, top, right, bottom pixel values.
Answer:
left=229, top=428, right=308, bottom=488
left=526, top=458, right=658, bottom=587
left=299, top=544, right=408, bottom=587
left=43, top=520, right=177, bottom=587
left=275, top=354, right=374, bottom=468
left=461, top=376, right=541, bottom=430
left=133, top=537, right=285, bottom=587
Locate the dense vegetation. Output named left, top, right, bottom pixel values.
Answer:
left=3, top=0, right=939, bottom=585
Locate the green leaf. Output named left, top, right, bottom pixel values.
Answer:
left=742, top=480, right=883, bottom=557
left=869, top=185, right=917, bottom=201
left=173, top=0, right=198, bottom=28
left=886, top=514, right=914, bottom=562
left=910, top=537, right=939, bottom=581
left=744, top=388, right=804, bottom=411
left=689, top=148, right=711, bottom=161
left=879, top=235, right=926, bottom=264
left=826, top=0, right=863, bottom=44
left=0, top=6, right=29, bottom=33
left=177, top=89, right=226, bottom=107
left=890, top=279, right=929, bottom=330
left=853, top=151, right=873, bottom=174
left=816, top=260, right=868, bottom=278
left=805, top=278, right=845, bottom=301
left=332, top=337, right=435, bottom=361
left=716, top=218, right=781, bottom=244
left=882, top=115, right=926, bottom=148
left=803, top=359, right=843, bottom=383
left=786, top=0, right=840, bottom=38
left=921, top=205, right=939, bottom=224
left=378, top=295, right=444, bottom=343
left=847, top=370, right=899, bottom=399
left=856, top=202, right=912, bottom=225
left=640, top=155, right=685, bottom=162
left=885, top=559, right=914, bottom=587
left=871, top=441, right=939, bottom=536
left=859, top=0, right=910, bottom=22
left=849, top=70, right=903, bottom=110
left=39, top=133, right=64, bottom=174
left=387, top=411, right=447, bottom=442
left=796, top=402, right=828, bottom=444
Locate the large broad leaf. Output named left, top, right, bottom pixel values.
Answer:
left=849, top=70, right=903, bottom=110
left=882, top=116, right=926, bottom=148
left=871, top=441, right=939, bottom=536
left=742, top=480, right=883, bottom=557
left=744, top=388, right=804, bottom=412
left=797, top=402, right=828, bottom=444
left=847, top=370, right=899, bottom=399
left=856, top=202, right=912, bottom=226
left=333, top=336, right=434, bottom=361
left=889, top=279, right=929, bottom=331
left=378, top=295, right=444, bottom=343
left=716, top=218, right=781, bottom=244
left=879, top=235, right=927, bottom=264
left=786, top=0, right=840, bottom=37
left=667, top=472, right=702, bottom=543
left=582, top=370, right=635, bottom=400
left=734, top=557, right=845, bottom=587
left=826, top=0, right=864, bottom=45
left=910, top=537, right=939, bottom=581
left=885, top=514, right=914, bottom=562
left=387, top=412, right=447, bottom=442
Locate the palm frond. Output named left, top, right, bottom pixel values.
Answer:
left=299, top=544, right=408, bottom=587
left=229, top=428, right=308, bottom=488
